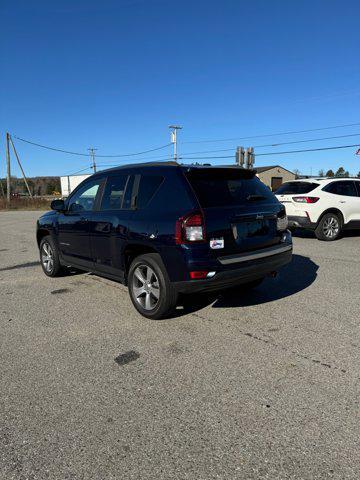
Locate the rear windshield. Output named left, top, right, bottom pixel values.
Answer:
left=185, top=169, right=276, bottom=208
left=275, top=182, right=318, bottom=195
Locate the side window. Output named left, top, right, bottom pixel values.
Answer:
left=324, top=181, right=357, bottom=197
left=136, top=175, right=164, bottom=209
left=355, top=181, right=360, bottom=197
left=122, top=175, right=135, bottom=209
left=68, top=180, right=102, bottom=212
left=101, top=175, right=128, bottom=210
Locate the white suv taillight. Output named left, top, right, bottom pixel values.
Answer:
left=292, top=196, right=319, bottom=203
left=175, top=211, right=206, bottom=244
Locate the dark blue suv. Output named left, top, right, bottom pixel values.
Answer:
left=37, top=162, right=292, bottom=319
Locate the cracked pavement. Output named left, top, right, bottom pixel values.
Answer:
left=1, top=210, right=360, bottom=480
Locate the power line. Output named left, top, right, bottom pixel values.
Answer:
left=181, top=122, right=360, bottom=144
left=65, top=166, right=93, bottom=175
left=61, top=153, right=174, bottom=176
left=96, top=143, right=172, bottom=158
left=180, top=143, right=360, bottom=160
left=13, top=136, right=89, bottom=156
left=180, top=132, right=360, bottom=155
left=12, top=124, right=360, bottom=160
left=62, top=142, right=360, bottom=174
left=65, top=157, right=177, bottom=175
left=256, top=143, right=360, bottom=156
left=95, top=152, right=174, bottom=164
left=254, top=132, right=360, bottom=149
left=12, top=135, right=172, bottom=158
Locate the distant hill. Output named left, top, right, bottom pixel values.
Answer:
left=0, top=176, right=61, bottom=196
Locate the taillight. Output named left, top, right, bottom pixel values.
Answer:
left=175, top=211, right=206, bottom=244
left=292, top=196, right=319, bottom=203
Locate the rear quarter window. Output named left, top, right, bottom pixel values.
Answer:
left=275, top=182, right=318, bottom=195
left=137, top=175, right=164, bottom=208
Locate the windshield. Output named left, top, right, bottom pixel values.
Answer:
left=185, top=169, right=276, bottom=208
left=275, top=182, right=318, bottom=195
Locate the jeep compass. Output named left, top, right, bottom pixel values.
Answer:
left=37, top=162, right=292, bottom=319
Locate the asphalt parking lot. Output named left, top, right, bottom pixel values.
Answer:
left=1, top=210, right=360, bottom=480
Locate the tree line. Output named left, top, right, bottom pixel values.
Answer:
left=294, top=167, right=360, bottom=178
left=0, top=176, right=61, bottom=196
left=319, top=167, right=360, bottom=178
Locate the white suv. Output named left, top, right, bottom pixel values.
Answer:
left=275, top=178, right=360, bottom=241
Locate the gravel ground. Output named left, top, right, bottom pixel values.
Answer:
left=1, top=210, right=360, bottom=480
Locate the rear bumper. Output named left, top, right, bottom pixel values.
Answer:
left=172, top=241, right=292, bottom=294
left=288, top=215, right=316, bottom=229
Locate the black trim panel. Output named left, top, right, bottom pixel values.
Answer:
left=172, top=249, right=292, bottom=294
left=288, top=215, right=316, bottom=229
left=343, top=220, right=360, bottom=230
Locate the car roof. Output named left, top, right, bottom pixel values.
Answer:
left=283, top=177, right=360, bottom=184
left=92, top=162, right=256, bottom=176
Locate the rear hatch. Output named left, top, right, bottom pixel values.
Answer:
left=184, top=167, right=285, bottom=257
left=275, top=181, right=319, bottom=215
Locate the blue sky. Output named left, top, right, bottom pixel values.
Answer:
left=1, top=0, right=360, bottom=178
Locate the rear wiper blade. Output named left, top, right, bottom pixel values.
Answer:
left=246, top=194, right=266, bottom=201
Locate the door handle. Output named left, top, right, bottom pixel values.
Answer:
left=80, top=217, right=89, bottom=222
left=340, top=201, right=346, bottom=204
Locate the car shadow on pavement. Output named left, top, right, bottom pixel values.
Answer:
left=291, top=228, right=360, bottom=239
left=175, top=254, right=318, bottom=316
left=0, top=261, right=40, bottom=272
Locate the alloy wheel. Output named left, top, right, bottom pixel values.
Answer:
left=323, top=216, right=339, bottom=239
left=132, top=265, right=160, bottom=311
left=41, top=242, right=54, bottom=273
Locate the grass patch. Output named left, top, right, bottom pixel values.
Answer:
left=0, top=197, right=52, bottom=211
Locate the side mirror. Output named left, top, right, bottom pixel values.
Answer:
left=51, top=199, right=65, bottom=212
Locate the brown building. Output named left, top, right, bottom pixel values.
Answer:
left=256, top=165, right=296, bottom=191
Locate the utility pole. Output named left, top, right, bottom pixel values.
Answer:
left=235, top=146, right=245, bottom=167
left=169, top=125, right=182, bottom=162
left=6, top=133, right=11, bottom=203
left=236, top=146, right=255, bottom=169
left=88, top=148, right=97, bottom=173
left=9, top=135, right=33, bottom=198
left=246, top=147, right=255, bottom=169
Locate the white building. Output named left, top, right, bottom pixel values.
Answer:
left=60, top=174, right=91, bottom=197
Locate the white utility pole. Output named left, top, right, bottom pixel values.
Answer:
left=88, top=148, right=97, bottom=173
left=169, top=125, right=182, bottom=162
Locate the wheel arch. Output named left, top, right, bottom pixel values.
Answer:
left=123, top=244, right=160, bottom=283
left=317, top=208, right=345, bottom=227
left=37, top=228, right=51, bottom=247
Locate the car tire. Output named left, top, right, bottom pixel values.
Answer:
left=128, top=253, right=178, bottom=319
left=39, top=235, right=63, bottom=277
left=315, top=212, right=342, bottom=241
